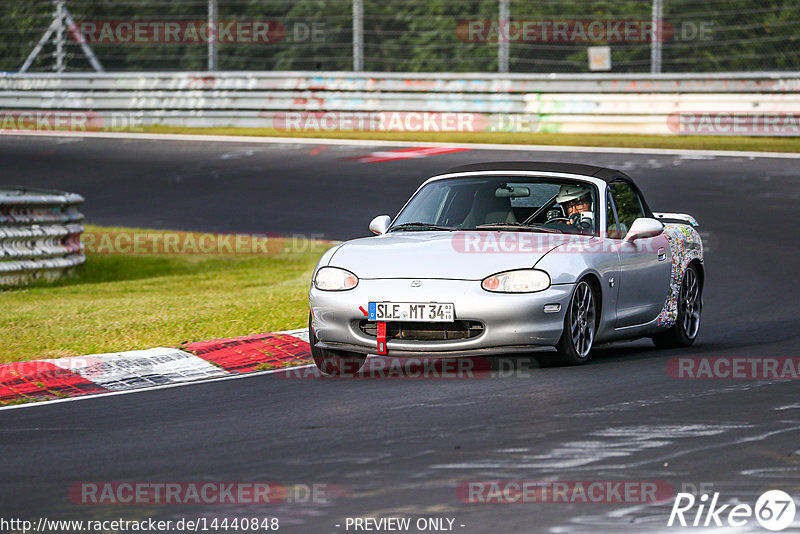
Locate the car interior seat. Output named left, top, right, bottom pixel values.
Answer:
left=472, top=184, right=516, bottom=225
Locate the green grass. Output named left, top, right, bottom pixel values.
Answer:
left=0, top=225, right=330, bottom=364
left=139, top=126, right=800, bottom=153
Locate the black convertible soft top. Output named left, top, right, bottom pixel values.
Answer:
left=439, top=161, right=635, bottom=184
left=436, top=161, right=653, bottom=217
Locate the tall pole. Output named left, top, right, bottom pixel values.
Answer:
left=498, top=0, right=509, bottom=73
left=353, top=0, right=363, bottom=71
left=208, top=0, right=218, bottom=70
left=651, top=0, right=663, bottom=73
left=55, top=0, right=65, bottom=72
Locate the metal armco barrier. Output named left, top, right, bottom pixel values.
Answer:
left=0, top=187, right=85, bottom=286
left=1, top=71, right=800, bottom=135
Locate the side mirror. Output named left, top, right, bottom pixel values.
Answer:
left=623, top=217, right=663, bottom=243
left=369, top=215, right=391, bottom=235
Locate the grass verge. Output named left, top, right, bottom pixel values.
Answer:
left=0, top=225, right=330, bottom=364
left=138, top=126, right=800, bottom=153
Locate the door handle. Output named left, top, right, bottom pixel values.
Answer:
left=657, top=248, right=667, bottom=261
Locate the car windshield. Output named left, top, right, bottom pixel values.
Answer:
left=390, top=176, right=598, bottom=235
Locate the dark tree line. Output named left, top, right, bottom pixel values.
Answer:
left=2, top=0, right=798, bottom=73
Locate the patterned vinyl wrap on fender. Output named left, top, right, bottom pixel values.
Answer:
left=656, top=223, right=704, bottom=328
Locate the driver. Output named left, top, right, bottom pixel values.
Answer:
left=555, top=184, right=594, bottom=228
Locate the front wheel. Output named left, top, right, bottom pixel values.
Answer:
left=309, top=313, right=367, bottom=375
left=554, top=279, right=596, bottom=365
left=652, top=263, right=702, bottom=348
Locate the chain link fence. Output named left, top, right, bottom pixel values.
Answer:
left=1, top=0, right=798, bottom=73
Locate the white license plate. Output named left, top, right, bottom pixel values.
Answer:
left=368, top=302, right=454, bottom=322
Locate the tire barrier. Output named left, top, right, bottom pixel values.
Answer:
left=0, top=187, right=85, bottom=286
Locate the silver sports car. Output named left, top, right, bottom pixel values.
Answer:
left=308, top=162, right=703, bottom=374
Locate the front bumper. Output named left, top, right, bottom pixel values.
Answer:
left=309, top=278, right=574, bottom=357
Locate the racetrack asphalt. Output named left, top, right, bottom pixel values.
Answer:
left=1, top=134, right=799, bottom=533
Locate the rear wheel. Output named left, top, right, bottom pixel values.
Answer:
left=652, top=263, right=702, bottom=348
left=554, top=279, right=596, bottom=365
left=309, top=313, right=367, bottom=375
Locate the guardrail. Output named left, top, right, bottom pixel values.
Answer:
left=1, top=71, right=800, bottom=135
left=0, top=187, right=85, bottom=286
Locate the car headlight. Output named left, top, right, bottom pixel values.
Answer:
left=482, top=269, right=551, bottom=293
left=314, top=266, right=359, bottom=291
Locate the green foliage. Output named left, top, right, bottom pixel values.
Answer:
left=0, top=225, right=330, bottom=363
left=0, top=0, right=798, bottom=72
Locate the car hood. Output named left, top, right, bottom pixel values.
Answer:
left=328, top=231, right=571, bottom=280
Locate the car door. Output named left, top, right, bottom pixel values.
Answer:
left=592, top=189, right=622, bottom=341
left=608, top=181, right=672, bottom=328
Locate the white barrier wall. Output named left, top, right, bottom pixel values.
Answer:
left=1, top=71, right=799, bottom=135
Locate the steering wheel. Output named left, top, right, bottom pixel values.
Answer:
left=546, top=214, right=594, bottom=231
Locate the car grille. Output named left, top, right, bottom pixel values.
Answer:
left=359, top=320, right=484, bottom=341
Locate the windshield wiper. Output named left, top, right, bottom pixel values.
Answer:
left=474, top=222, right=562, bottom=233
left=389, top=222, right=455, bottom=232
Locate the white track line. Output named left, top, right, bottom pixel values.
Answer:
left=4, top=130, right=800, bottom=159
left=0, top=364, right=315, bottom=413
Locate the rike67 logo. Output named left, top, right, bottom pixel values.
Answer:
left=668, top=490, right=796, bottom=531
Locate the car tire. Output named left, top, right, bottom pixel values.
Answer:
left=554, top=279, right=596, bottom=365
left=309, top=313, right=367, bottom=375
left=652, top=263, right=702, bottom=348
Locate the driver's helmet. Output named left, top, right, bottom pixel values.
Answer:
left=556, top=184, right=592, bottom=207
